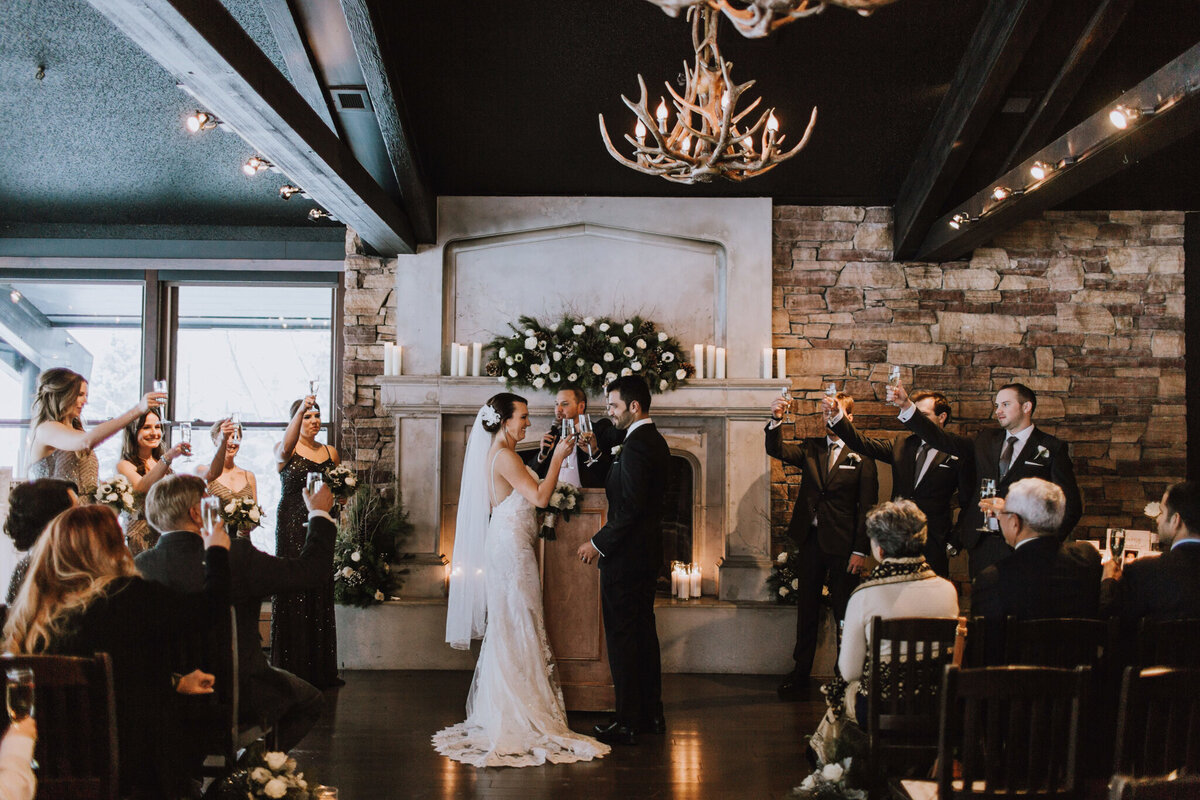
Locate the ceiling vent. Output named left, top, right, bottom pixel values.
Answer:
left=332, top=87, right=372, bottom=113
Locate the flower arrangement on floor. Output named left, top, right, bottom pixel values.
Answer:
left=768, top=542, right=802, bottom=604
left=334, top=483, right=413, bottom=607
left=786, top=758, right=867, bottom=800
left=321, top=464, right=357, bottom=500
left=537, top=482, right=583, bottom=540
left=485, top=314, right=694, bottom=395
left=220, top=496, right=263, bottom=534
left=94, top=475, right=137, bottom=515
left=204, top=743, right=314, bottom=799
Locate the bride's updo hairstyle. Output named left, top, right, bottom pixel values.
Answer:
left=482, top=393, right=527, bottom=434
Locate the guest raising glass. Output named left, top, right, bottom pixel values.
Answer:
left=207, top=418, right=259, bottom=536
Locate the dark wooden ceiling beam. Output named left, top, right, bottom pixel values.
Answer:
left=1001, top=0, right=1135, bottom=172
left=260, top=0, right=340, bottom=135
left=84, top=0, right=416, bottom=255
left=915, top=40, right=1200, bottom=262
left=339, top=0, right=436, bottom=243
left=891, top=0, right=1052, bottom=260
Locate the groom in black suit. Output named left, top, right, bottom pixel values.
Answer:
left=577, top=376, right=670, bottom=746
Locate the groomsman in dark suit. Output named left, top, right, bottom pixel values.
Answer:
left=825, top=390, right=974, bottom=577
left=891, top=381, right=1083, bottom=578
left=767, top=393, right=878, bottom=699
left=526, top=388, right=615, bottom=488
left=577, top=376, right=670, bottom=746
left=1101, top=480, right=1200, bottom=621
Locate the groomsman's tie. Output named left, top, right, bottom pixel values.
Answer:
left=827, top=442, right=842, bottom=476
left=913, top=442, right=931, bottom=485
left=998, top=435, right=1018, bottom=479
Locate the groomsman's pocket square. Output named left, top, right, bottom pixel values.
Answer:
left=1023, top=460, right=1043, bottom=466
left=838, top=464, right=857, bottom=470
left=938, top=463, right=953, bottom=469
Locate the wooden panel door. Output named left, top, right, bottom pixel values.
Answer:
left=539, top=489, right=614, bottom=712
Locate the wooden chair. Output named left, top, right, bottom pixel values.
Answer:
left=1135, top=620, right=1200, bottom=669
left=4, top=652, right=118, bottom=800
left=936, top=665, right=1088, bottom=799
left=1114, top=667, right=1200, bottom=777
left=866, top=616, right=960, bottom=775
left=1108, top=774, right=1200, bottom=800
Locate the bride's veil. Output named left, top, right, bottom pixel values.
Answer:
left=445, top=405, right=493, bottom=650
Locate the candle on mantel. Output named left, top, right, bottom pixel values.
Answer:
left=762, top=348, right=773, bottom=379
left=471, top=342, right=482, bottom=377
left=715, top=348, right=726, bottom=380
left=393, top=344, right=403, bottom=376
left=449, top=342, right=461, bottom=376
left=693, top=344, right=705, bottom=379
left=776, top=348, right=786, bottom=381
left=705, top=345, right=716, bottom=380
left=690, top=564, right=702, bottom=598
left=458, top=344, right=470, bottom=378
left=383, top=343, right=394, bottom=376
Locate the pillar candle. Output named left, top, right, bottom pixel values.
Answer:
left=393, top=345, right=402, bottom=376
left=383, top=343, right=394, bottom=376
left=677, top=566, right=688, bottom=599
left=715, top=348, right=726, bottom=380
left=693, top=344, right=705, bottom=379
left=705, top=345, right=716, bottom=380
left=690, top=565, right=702, bottom=598
left=458, top=344, right=469, bottom=378
left=670, top=564, right=679, bottom=596
left=449, top=342, right=460, bottom=376
left=762, top=348, right=773, bottom=379
left=776, top=348, right=786, bottom=381
left=471, top=342, right=482, bottom=377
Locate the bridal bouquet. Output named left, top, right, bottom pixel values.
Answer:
left=220, top=496, right=263, bottom=533
left=538, top=482, right=583, bottom=541
left=94, top=475, right=137, bottom=515
left=321, top=464, right=357, bottom=499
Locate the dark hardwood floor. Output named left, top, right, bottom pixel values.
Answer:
left=293, top=671, right=825, bottom=800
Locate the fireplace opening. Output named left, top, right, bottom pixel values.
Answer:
left=657, top=454, right=694, bottom=593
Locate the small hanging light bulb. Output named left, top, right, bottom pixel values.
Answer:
left=992, top=186, right=1011, bottom=201
left=9, top=289, right=20, bottom=303
left=655, top=99, right=669, bottom=134
left=1109, top=105, right=1134, bottom=129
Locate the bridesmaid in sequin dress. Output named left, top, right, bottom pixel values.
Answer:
left=207, top=419, right=259, bottom=537
left=27, top=368, right=163, bottom=500
left=272, top=394, right=342, bottom=688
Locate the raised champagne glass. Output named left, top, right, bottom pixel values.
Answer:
left=6, top=667, right=36, bottom=770
left=229, top=412, right=242, bottom=444
left=886, top=365, right=901, bottom=404
left=200, top=496, right=221, bottom=534
left=153, top=378, right=169, bottom=424
left=561, top=417, right=578, bottom=442
left=823, top=382, right=837, bottom=423
left=306, top=471, right=324, bottom=495
left=578, top=413, right=600, bottom=466
left=977, top=478, right=997, bottom=532
left=780, top=386, right=794, bottom=425
left=177, top=422, right=192, bottom=460
left=1110, top=528, right=1126, bottom=564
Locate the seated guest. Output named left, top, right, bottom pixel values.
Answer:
left=1102, top=480, right=1200, bottom=620
left=3, top=479, right=77, bottom=604
left=137, top=474, right=333, bottom=753
left=0, top=719, right=36, bottom=800
left=836, top=500, right=958, bottom=724
left=3, top=504, right=230, bottom=799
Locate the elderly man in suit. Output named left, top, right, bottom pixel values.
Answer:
left=1102, top=480, right=1200, bottom=621
left=137, top=473, right=335, bottom=753
left=767, top=392, right=878, bottom=699
left=891, top=380, right=1083, bottom=578
left=527, top=388, right=616, bottom=488
left=824, top=390, right=974, bottom=577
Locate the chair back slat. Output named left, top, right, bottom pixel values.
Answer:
left=1136, top=620, right=1200, bottom=668
left=1115, top=667, right=1200, bottom=777
left=3, top=652, right=118, bottom=800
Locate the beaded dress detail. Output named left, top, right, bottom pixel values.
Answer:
left=28, top=448, right=99, bottom=499
left=208, top=476, right=259, bottom=535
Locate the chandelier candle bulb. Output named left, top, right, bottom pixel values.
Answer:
left=635, top=119, right=646, bottom=144
left=776, top=348, right=786, bottom=380
left=471, top=343, right=482, bottom=377
left=705, top=345, right=716, bottom=380
left=762, top=348, right=773, bottom=379
left=715, top=348, right=726, bottom=380
left=693, top=344, right=705, bottom=379
left=656, top=99, right=668, bottom=133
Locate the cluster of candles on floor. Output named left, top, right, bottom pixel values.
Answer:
left=670, top=561, right=702, bottom=599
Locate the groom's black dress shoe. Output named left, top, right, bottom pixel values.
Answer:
left=639, top=715, right=667, bottom=735
left=593, top=720, right=638, bottom=746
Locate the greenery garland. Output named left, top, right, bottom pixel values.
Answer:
left=485, top=314, right=695, bottom=395
left=333, top=485, right=412, bottom=607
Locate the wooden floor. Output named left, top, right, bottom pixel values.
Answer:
left=293, top=671, right=825, bottom=800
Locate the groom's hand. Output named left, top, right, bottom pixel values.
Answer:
left=577, top=541, right=600, bottom=565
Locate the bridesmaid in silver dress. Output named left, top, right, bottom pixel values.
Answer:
left=27, top=367, right=162, bottom=499
left=207, top=418, right=259, bottom=537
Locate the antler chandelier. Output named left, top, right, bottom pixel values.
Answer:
left=598, top=5, right=816, bottom=184
left=648, top=0, right=902, bottom=38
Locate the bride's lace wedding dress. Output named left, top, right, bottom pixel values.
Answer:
left=432, top=460, right=610, bottom=768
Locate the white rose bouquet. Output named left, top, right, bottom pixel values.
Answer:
left=220, top=496, right=263, bottom=534
left=321, top=464, right=357, bottom=500
left=767, top=538, right=803, bottom=605
left=94, top=475, right=137, bottom=515
left=537, top=482, right=583, bottom=541
left=786, top=757, right=867, bottom=800
left=205, top=742, right=315, bottom=800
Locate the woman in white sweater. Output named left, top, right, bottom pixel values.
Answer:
left=836, top=499, right=959, bottom=723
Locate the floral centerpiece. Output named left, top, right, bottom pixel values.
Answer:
left=537, top=482, right=583, bottom=541
left=786, top=758, right=867, bottom=800
left=486, top=314, right=694, bottom=396
left=321, top=464, right=357, bottom=500
left=94, top=475, right=137, bottom=515
left=220, top=496, right=263, bottom=534
left=204, top=743, right=314, bottom=799
left=334, top=484, right=413, bottom=607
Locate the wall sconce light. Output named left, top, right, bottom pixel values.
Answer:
left=185, top=110, right=220, bottom=133
left=307, top=208, right=337, bottom=222
left=1108, top=104, right=1155, bottom=129
left=242, top=156, right=272, bottom=176
left=279, top=184, right=302, bottom=200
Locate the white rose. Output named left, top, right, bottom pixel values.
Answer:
left=341, top=567, right=355, bottom=578
left=779, top=586, right=790, bottom=597
left=524, top=328, right=534, bottom=337
left=572, top=324, right=585, bottom=335
left=552, top=351, right=562, bottom=361
left=610, top=335, right=620, bottom=344
left=346, top=475, right=356, bottom=486
left=533, top=377, right=545, bottom=388
left=524, top=336, right=538, bottom=350
left=621, top=367, right=632, bottom=376
left=658, top=331, right=668, bottom=342
left=791, top=578, right=799, bottom=590
left=576, top=358, right=585, bottom=366
left=374, top=590, right=385, bottom=601
left=497, top=377, right=506, bottom=383
left=538, top=340, right=547, bottom=350
left=631, top=361, right=642, bottom=371
left=566, top=496, right=576, bottom=509
left=623, top=346, right=634, bottom=357
left=105, top=493, right=117, bottom=503
left=676, top=368, right=687, bottom=380
left=122, top=493, right=134, bottom=507
left=662, top=352, right=675, bottom=362
left=264, top=751, right=288, bottom=771
left=508, top=368, right=517, bottom=377
left=822, top=762, right=844, bottom=782
left=636, top=338, right=647, bottom=349
left=777, top=552, right=788, bottom=563
left=530, top=363, right=541, bottom=375
left=801, top=774, right=817, bottom=790
left=498, top=347, right=507, bottom=358
left=225, top=502, right=236, bottom=514
left=250, top=767, right=272, bottom=784
left=605, top=372, right=617, bottom=383
left=584, top=316, right=595, bottom=326
left=551, top=492, right=563, bottom=505
left=505, top=356, right=514, bottom=365
left=351, top=551, right=361, bottom=562
left=263, top=777, right=288, bottom=799
left=550, top=372, right=561, bottom=382
left=623, top=323, right=634, bottom=334
left=568, top=373, right=578, bottom=382
left=660, top=380, right=668, bottom=391
left=603, top=352, right=614, bottom=362
left=592, top=364, right=603, bottom=375
left=599, top=322, right=610, bottom=332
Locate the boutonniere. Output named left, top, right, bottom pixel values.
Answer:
left=611, top=445, right=623, bottom=458
left=846, top=452, right=862, bottom=463
left=1035, top=445, right=1050, bottom=461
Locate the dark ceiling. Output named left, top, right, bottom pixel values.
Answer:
left=1, top=0, right=1199, bottom=251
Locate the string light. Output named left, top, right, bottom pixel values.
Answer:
left=279, top=185, right=302, bottom=200
left=242, top=156, right=272, bottom=176
left=184, top=110, right=220, bottom=133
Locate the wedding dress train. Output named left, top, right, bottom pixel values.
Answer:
left=432, top=471, right=610, bottom=768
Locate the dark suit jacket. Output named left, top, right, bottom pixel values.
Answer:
left=1100, top=540, right=1200, bottom=621
left=765, top=423, right=878, bottom=558
left=830, top=415, right=975, bottom=550
left=973, top=537, right=1102, bottom=622
left=136, top=518, right=335, bottom=722
left=527, top=416, right=618, bottom=489
left=593, top=421, right=670, bottom=579
left=902, top=412, right=1083, bottom=545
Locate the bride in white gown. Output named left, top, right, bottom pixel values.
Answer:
left=433, top=393, right=611, bottom=768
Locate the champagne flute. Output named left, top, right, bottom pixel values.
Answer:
left=153, top=378, right=169, bottom=424
left=823, top=382, right=837, bottom=422
left=229, top=412, right=242, bottom=444
left=561, top=417, right=578, bottom=442
left=177, top=422, right=192, bottom=459
left=6, top=667, right=36, bottom=770
left=578, top=413, right=600, bottom=466
left=1110, top=528, right=1126, bottom=565
left=306, top=471, right=324, bottom=495
left=886, top=365, right=901, bottom=404
left=200, top=496, right=221, bottom=534
left=780, top=386, right=794, bottom=425
left=309, top=379, right=320, bottom=398
left=977, top=478, right=997, bottom=532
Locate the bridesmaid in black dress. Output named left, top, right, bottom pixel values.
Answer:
left=272, top=395, right=342, bottom=688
